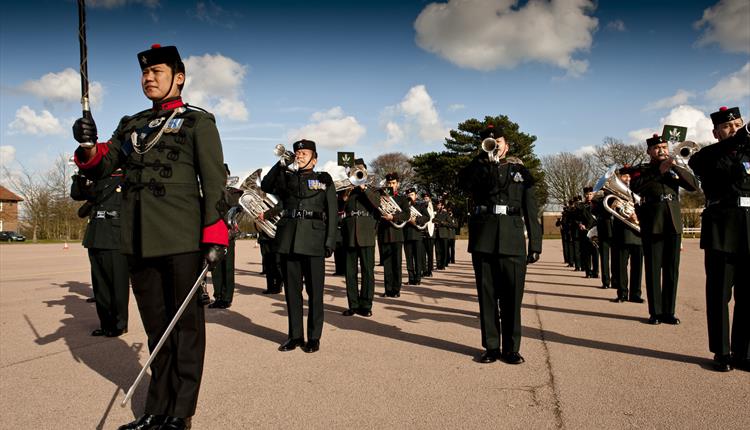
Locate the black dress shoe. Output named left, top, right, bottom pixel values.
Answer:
left=303, top=339, right=320, bottom=353
left=612, top=296, right=626, bottom=303
left=117, top=414, right=166, bottom=430
left=86, top=297, right=96, bottom=303
left=342, top=309, right=356, bottom=316
left=662, top=315, right=681, bottom=325
left=106, top=328, right=128, bottom=337
left=356, top=309, right=372, bottom=317
left=647, top=316, right=661, bottom=325
left=501, top=351, right=525, bottom=365
left=208, top=300, right=231, bottom=309
left=160, top=416, right=191, bottom=430
left=732, top=357, right=749, bottom=372
left=629, top=297, right=645, bottom=303
left=478, top=349, right=499, bottom=363
left=394, top=293, right=400, bottom=298
left=278, top=338, right=305, bottom=352
left=262, top=289, right=282, bottom=295
left=713, top=354, right=733, bottom=372
left=91, top=328, right=106, bottom=336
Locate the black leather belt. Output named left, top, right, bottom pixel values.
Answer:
left=282, top=209, right=326, bottom=220
left=706, top=196, right=750, bottom=208
left=345, top=210, right=370, bottom=217
left=643, top=194, right=676, bottom=204
left=474, top=205, right=521, bottom=216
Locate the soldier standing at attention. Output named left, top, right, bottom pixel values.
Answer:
left=630, top=133, right=698, bottom=325
left=689, top=106, right=749, bottom=372
left=378, top=173, right=411, bottom=298
left=421, top=192, right=436, bottom=278
left=73, top=44, right=228, bottom=430
left=610, top=168, right=644, bottom=304
left=458, top=125, right=542, bottom=365
left=592, top=189, right=613, bottom=288
left=70, top=170, right=129, bottom=337
left=260, top=139, right=337, bottom=353
left=576, top=187, right=598, bottom=279
left=433, top=200, right=457, bottom=270
left=340, top=158, right=380, bottom=317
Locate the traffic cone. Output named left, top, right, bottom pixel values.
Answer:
left=63, top=242, right=69, bottom=250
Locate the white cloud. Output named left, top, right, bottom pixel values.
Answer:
left=384, top=121, right=404, bottom=146
left=694, top=0, right=750, bottom=54
left=288, top=107, right=366, bottom=149
left=629, top=105, right=715, bottom=145
left=0, top=146, right=17, bottom=167
left=606, top=19, right=626, bottom=32
left=643, top=89, right=696, bottom=111
left=89, top=0, right=159, bottom=8
left=182, top=53, right=249, bottom=121
left=705, top=62, right=750, bottom=103
left=20, top=68, right=104, bottom=106
left=414, top=0, right=598, bottom=77
left=399, top=85, right=448, bottom=141
left=321, top=161, right=348, bottom=181
left=575, top=145, right=596, bottom=156
left=448, top=104, right=466, bottom=111
left=8, top=106, right=65, bottom=136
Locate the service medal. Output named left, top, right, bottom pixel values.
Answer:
left=163, top=118, right=184, bottom=134
left=743, top=161, right=750, bottom=175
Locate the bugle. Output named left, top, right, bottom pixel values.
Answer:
left=273, top=144, right=298, bottom=172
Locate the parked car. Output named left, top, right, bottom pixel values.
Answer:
left=0, top=231, right=26, bottom=242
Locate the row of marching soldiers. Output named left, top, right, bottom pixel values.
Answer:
left=557, top=105, right=749, bottom=374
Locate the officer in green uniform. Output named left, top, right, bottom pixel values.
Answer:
left=340, top=158, right=380, bottom=317
left=610, top=168, right=644, bottom=303
left=458, top=125, right=542, bottom=364
left=209, top=164, right=243, bottom=309
left=70, top=170, right=129, bottom=337
left=73, top=44, right=228, bottom=430
left=258, top=229, right=283, bottom=294
left=630, top=133, right=698, bottom=325
left=689, top=106, right=750, bottom=372
left=378, top=173, right=411, bottom=297
left=260, top=139, right=337, bottom=353
left=403, top=187, right=430, bottom=286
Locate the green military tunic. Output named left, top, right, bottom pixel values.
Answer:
left=341, top=186, right=381, bottom=311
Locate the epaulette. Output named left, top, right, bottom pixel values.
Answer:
left=318, top=171, right=333, bottom=185
left=506, top=156, right=524, bottom=165
left=185, top=104, right=210, bottom=114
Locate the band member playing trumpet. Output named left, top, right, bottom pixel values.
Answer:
left=630, top=133, right=699, bottom=325
left=260, top=139, right=337, bottom=353
left=340, top=159, right=380, bottom=317
left=378, top=173, right=411, bottom=297
left=689, top=106, right=750, bottom=372
left=458, top=125, right=542, bottom=364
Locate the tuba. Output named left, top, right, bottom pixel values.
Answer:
left=237, top=168, right=281, bottom=238
left=593, top=165, right=641, bottom=233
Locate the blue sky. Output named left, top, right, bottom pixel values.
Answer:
left=1, top=0, right=748, bottom=180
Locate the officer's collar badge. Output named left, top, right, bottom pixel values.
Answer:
left=513, top=172, right=524, bottom=182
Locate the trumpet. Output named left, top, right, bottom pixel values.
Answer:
left=672, top=140, right=699, bottom=166
left=482, top=137, right=502, bottom=163
left=273, top=144, right=298, bottom=172
left=334, top=166, right=370, bottom=192
left=593, top=165, right=641, bottom=233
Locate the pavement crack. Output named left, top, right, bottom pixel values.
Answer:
left=532, top=292, right=565, bottom=429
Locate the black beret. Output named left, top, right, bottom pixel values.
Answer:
left=710, top=106, right=741, bottom=125
left=583, top=186, right=593, bottom=193
left=292, top=139, right=316, bottom=152
left=385, top=172, right=400, bottom=182
left=137, top=44, right=182, bottom=70
left=646, top=133, right=665, bottom=147
left=479, top=125, right=503, bottom=140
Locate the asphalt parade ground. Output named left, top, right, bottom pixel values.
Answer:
left=1, top=239, right=748, bottom=429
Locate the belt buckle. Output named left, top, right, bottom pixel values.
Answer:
left=95, top=210, right=106, bottom=219
left=660, top=194, right=673, bottom=202
left=739, top=197, right=750, bottom=208
left=494, top=205, right=508, bottom=215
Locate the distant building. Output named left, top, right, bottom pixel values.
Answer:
left=0, top=185, right=23, bottom=232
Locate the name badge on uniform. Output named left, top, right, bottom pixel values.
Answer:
left=307, top=179, right=326, bottom=190
left=743, top=161, right=750, bottom=174
left=148, top=117, right=165, bottom=128
left=163, top=118, right=184, bottom=134
left=95, top=210, right=106, bottom=219
left=513, top=172, right=523, bottom=182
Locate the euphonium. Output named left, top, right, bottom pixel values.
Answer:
left=593, top=165, right=641, bottom=233
left=237, top=168, right=281, bottom=238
